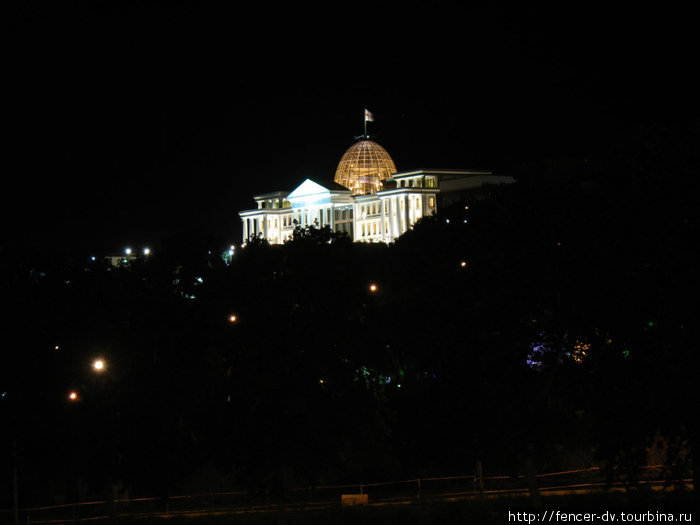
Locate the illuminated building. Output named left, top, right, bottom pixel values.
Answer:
left=238, top=138, right=514, bottom=244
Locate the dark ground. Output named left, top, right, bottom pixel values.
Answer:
left=118, top=491, right=696, bottom=525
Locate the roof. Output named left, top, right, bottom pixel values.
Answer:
left=334, top=139, right=397, bottom=195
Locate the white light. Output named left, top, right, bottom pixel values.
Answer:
left=90, top=256, right=96, bottom=261
left=125, top=248, right=132, bottom=255
left=143, top=248, right=150, bottom=255
left=93, top=359, right=105, bottom=371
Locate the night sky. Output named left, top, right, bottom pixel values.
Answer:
left=6, top=3, right=696, bottom=253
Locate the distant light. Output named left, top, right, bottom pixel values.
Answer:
left=90, top=256, right=96, bottom=261
left=369, top=283, right=378, bottom=293
left=460, top=261, right=468, bottom=268
left=68, top=391, right=78, bottom=401
left=445, top=219, right=450, bottom=224
left=228, top=314, right=238, bottom=323
left=125, top=248, right=132, bottom=255
left=228, top=249, right=234, bottom=256
left=93, top=359, right=105, bottom=372
left=54, top=345, right=60, bottom=351
left=465, top=206, right=469, bottom=210
left=143, top=247, right=150, bottom=256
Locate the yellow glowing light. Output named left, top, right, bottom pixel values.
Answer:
left=369, top=283, right=378, bottom=293
left=93, top=359, right=105, bottom=371
left=572, top=341, right=591, bottom=364
left=68, top=391, right=78, bottom=401
left=460, top=261, right=468, bottom=268
left=228, top=314, right=238, bottom=323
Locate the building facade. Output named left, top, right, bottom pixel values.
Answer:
left=238, top=139, right=514, bottom=244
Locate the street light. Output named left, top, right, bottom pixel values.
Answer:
left=228, top=314, right=238, bottom=323
left=92, top=359, right=105, bottom=372
left=68, top=391, right=79, bottom=402
left=369, top=283, right=378, bottom=293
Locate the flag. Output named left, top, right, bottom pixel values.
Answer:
left=364, top=109, right=374, bottom=122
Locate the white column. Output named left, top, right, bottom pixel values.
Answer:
left=403, top=195, right=409, bottom=233
left=380, top=198, right=386, bottom=242
left=391, top=196, right=398, bottom=241
left=353, top=203, right=359, bottom=241
left=242, top=217, right=248, bottom=242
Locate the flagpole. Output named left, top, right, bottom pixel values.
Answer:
left=364, top=109, right=367, bottom=138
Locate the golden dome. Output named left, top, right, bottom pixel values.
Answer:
left=334, top=140, right=397, bottom=195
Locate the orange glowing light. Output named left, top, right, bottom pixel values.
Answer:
left=68, top=391, right=78, bottom=401
left=228, top=314, right=238, bottom=323
left=369, top=283, right=378, bottom=292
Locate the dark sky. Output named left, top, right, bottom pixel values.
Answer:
left=6, top=2, right=696, bottom=252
